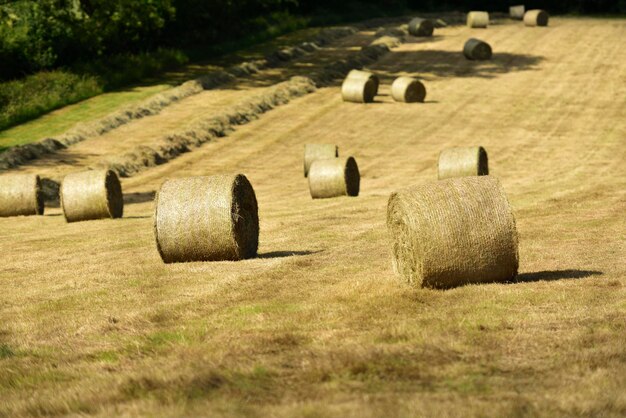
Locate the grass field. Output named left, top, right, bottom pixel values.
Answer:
left=0, top=17, right=625, bottom=417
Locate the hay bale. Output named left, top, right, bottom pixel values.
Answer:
left=391, top=77, right=427, bottom=103
left=467, top=11, right=489, bottom=28
left=341, top=77, right=376, bottom=103
left=524, top=9, right=549, bottom=27
left=304, top=144, right=339, bottom=177
left=0, top=174, right=44, bottom=217
left=408, top=18, right=434, bottom=37
left=438, top=146, right=489, bottom=180
left=308, top=157, right=360, bottom=199
left=346, top=69, right=379, bottom=95
left=463, top=38, right=492, bottom=60
left=153, top=174, right=259, bottom=263
left=387, top=176, right=519, bottom=289
left=61, top=170, right=123, bottom=222
left=510, top=5, right=525, bottom=19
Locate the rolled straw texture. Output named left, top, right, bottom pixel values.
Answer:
left=154, top=174, right=259, bottom=263
left=408, top=18, right=434, bottom=37
left=304, top=144, right=339, bottom=177
left=0, top=174, right=44, bottom=217
left=308, top=157, right=360, bottom=199
left=463, top=38, right=492, bottom=60
left=346, top=69, right=380, bottom=94
left=524, top=10, right=549, bottom=27
left=438, top=146, right=489, bottom=180
left=391, top=77, right=427, bottom=103
left=467, top=11, right=489, bottom=28
left=341, top=77, right=376, bottom=103
left=387, top=176, right=519, bottom=289
left=61, top=170, right=123, bottom=222
left=510, top=5, right=525, bottom=19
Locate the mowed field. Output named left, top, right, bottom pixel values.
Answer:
left=1, top=17, right=625, bottom=417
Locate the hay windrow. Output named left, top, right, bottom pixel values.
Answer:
left=524, top=10, right=549, bottom=27
left=308, top=157, right=360, bottom=199
left=386, top=176, right=519, bottom=289
left=463, top=38, right=493, bottom=60
left=438, top=146, right=489, bottom=180
left=304, top=144, right=338, bottom=177
left=60, top=169, right=123, bottom=222
left=391, top=77, right=427, bottom=103
left=154, top=174, right=259, bottom=263
left=467, top=11, right=489, bottom=28
left=0, top=174, right=44, bottom=217
left=408, top=18, right=434, bottom=37
left=510, top=5, right=525, bottom=20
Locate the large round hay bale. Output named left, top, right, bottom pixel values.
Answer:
left=408, top=17, right=434, bottom=37
left=154, top=174, right=259, bottom=263
left=524, top=10, right=549, bottom=27
left=438, top=146, right=489, bottom=180
left=304, top=144, right=338, bottom=177
left=387, top=176, right=519, bottom=289
left=60, top=170, right=123, bottom=223
left=463, top=38, right=492, bottom=60
left=341, top=77, right=376, bottom=103
left=391, top=77, right=427, bottom=103
left=308, top=157, right=360, bottom=199
left=509, top=5, right=525, bottom=20
left=0, top=174, right=44, bottom=217
left=346, top=69, right=379, bottom=95
left=467, top=11, right=489, bottom=28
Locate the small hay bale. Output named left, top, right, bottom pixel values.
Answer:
left=524, top=9, right=549, bottom=27
left=386, top=176, right=519, bottom=289
left=438, top=146, right=489, bottom=180
left=467, top=11, right=489, bottom=28
left=61, top=170, right=123, bottom=223
left=391, top=77, right=427, bottom=103
left=154, top=174, right=259, bottom=263
left=304, top=144, right=339, bottom=177
left=0, top=174, right=44, bottom=217
left=308, top=157, right=360, bottom=199
left=463, top=38, right=492, bottom=60
left=341, top=77, right=376, bottom=103
left=346, top=69, right=379, bottom=95
left=408, top=18, right=434, bottom=37
left=510, top=5, right=525, bottom=20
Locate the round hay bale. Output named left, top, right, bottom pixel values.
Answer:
left=154, top=174, right=259, bottom=263
left=61, top=170, right=123, bottom=223
left=524, top=10, right=549, bottom=27
left=463, top=38, right=492, bottom=60
left=391, top=77, right=427, bottom=103
left=387, top=176, right=519, bottom=289
left=308, top=157, right=360, bottom=199
left=408, top=17, right=434, bottom=37
left=0, top=174, right=44, bottom=217
left=346, top=69, right=379, bottom=95
left=341, top=77, right=376, bottom=103
left=467, top=11, right=489, bottom=28
left=304, top=144, right=339, bottom=177
left=509, top=5, right=525, bottom=20
left=438, top=146, right=489, bottom=180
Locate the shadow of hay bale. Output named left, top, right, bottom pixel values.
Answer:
left=515, top=270, right=603, bottom=283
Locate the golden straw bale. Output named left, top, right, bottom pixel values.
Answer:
left=346, top=69, right=380, bottom=94
left=438, top=146, right=489, bottom=180
left=467, top=11, right=489, bottom=28
left=60, top=170, right=123, bottom=223
left=391, top=77, right=427, bottom=103
left=154, top=174, right=259, bottom=263
left=308, top=157, right=360, bottom=199
left=387, top=176, right=519, bottom=289
left=0, top=174, right=44, bottom=217
left=408, top=17, right=434, bottom=37
left=304, top=144, right=339, bottom=177
left=463, top=38, right=492, bottom=60
left=524, top=9, right=549, bottom=27
left=510, top=5, right=525, bottom=19
left=341, top=77, right=377, bottom=103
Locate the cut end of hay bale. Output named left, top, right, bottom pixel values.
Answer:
left=61, top=169, right=123, bottom=223
left=347, top=69, right=380, bottom=94
left=510, top=5, right=525, bottom=20
left=463, top=38, right=492, bottom=60
left=308, top=157, right=360, bottom=199
left=391, top=77, right=427, bottom=103
left=438, top=146, right=489, bottom=180
left=0, top=174, right=44, bottom=217
left=408, top=18, right=434, bottom=37
left=467, top=11, right=489, bottom=28
left=524, top=10, right=549, bottom=27
left=387, top=176, right=519, bottom=289
left=341, top=77, right=376, bottom=103
left=154, top=174, right=259, bottom=263
left=304, top=144, right=339, bottom=177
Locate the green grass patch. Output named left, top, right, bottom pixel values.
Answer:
left=0, top=344, right=15, bottom=359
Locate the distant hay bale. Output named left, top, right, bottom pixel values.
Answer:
left=510, top=5, right=525, bottom=19
left=408, top=17, right=434, bottom=37
left=438, top=146, right=489, bottom=180
left=391, top=77, right=427, bottom=103
left=341, top=77, right=376, bottom=103
left=467, top=11, right=489, bottom=28
left=386, top=176, right=519, bottom=288
left=0, top=174, right=44, bottom=217
left=308, top=157, right=360, bottom=199
left=60, top=170, right=123, bottom=223
left=154, top=174, right=259, bottom=263
left=524, top=10, right=549, bottom=27
left=304, top=144, right=339, bottom=177
left=463, top=38, right=492, bottom=60
left=347, top=69, right=379, bottom=94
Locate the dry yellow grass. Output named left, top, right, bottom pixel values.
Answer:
left=0, top=17, right=625, bottom=417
